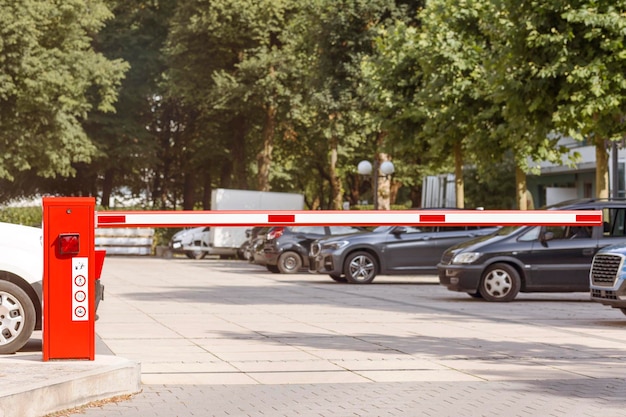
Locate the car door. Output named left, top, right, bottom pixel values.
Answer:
left=431, top=225, right=495, bottom=254
left=521, top=206, right=626, bottom=290
left=521, top=224, right=598, bottom=291
left=382, top=226, right=443, bottom=273
left=599, top=206, right=626, bottom=249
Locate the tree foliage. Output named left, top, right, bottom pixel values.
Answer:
left=0, top=0, right=128, bottom=183
left=2, top=0, right=626, bottom=209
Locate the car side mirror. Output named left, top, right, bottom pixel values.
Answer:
left=393, top=226, right=408, bottom=235
left=541, top=231, right=554, bottom=246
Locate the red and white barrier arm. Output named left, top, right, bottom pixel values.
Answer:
left=96, top=210, right=603, bottom=228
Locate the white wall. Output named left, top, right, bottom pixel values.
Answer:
left=545, top=187, right=578, bottom=206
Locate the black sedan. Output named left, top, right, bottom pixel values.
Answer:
left=261, top=225, right=365, bottom=274
left=309, top=225, right=499, bottom=284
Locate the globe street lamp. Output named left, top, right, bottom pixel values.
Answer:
left=357, top=159, right=395, bottom=210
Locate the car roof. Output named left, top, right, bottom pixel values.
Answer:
left=547, top=198, right=626, bottom=210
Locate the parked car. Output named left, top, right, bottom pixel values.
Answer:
left=438, top=199, right=626, bottom=302
left=309, top=224, right=499, bottom=284
left=0, top=221, right=106, bottom=354
left=169, top=226, right=210, bottom=259
left=0, top=221, right=43, bottom=354
left=589, top=242, right=626, bottom=316
left=240, top=226, right=269, bottom=262
left=262, top=226, right=365, bottom=274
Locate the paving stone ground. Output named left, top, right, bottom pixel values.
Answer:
left=72, top=379, right=626, bottom=417
left=58, top=257, right=626, bottom=417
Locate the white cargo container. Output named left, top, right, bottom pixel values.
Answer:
left=170, top=189, right=304, bottom=259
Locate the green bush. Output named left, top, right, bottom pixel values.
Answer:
left=351, top=204, right=412, bottom=210
left=0, top=206, right=42, bottom=227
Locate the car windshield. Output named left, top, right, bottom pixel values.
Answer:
left=494, top=226, right=522, bottom=236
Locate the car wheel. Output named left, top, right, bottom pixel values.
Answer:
left=0, top=281, right=36, bottom=354
left=237, top=243, right=248, bottom=260
left=267, top=265, right=280, bottom=273
left=479, top=263, right=521, bottom=302
left=185, top=250, right=206, bottom=260
left=277, top=251, right=302, bottom=274
left=330, top=274, right=347, bottom=283
left=344, top=251, right=378, bottom=284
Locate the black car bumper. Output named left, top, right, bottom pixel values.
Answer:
left=309, top=253, right=341, bottom=275
left=437, top=264, right=484, bottom=293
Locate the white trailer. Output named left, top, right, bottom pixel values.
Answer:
left=170, top=189, right=304, bottom=259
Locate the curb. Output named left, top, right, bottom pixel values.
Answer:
left=0, top=354, right=141, bottom=417
left=0, top=328, right=141, bottom=417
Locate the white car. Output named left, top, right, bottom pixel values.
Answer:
left=169, top=226, right=210, bottom=259
left=0, top=221, right=43, bottom=354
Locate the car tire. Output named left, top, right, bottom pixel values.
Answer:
left=330, top=274, right=347, bottom=283
left=185, top=250, right=206, bottom=260
left=277, top=251, right=302, bottom=274
left=344, top=251, right=378, bottom=284
left=237, top=243, right=248, bottom=260
left=267, top=265, right=280, bottom=273
left=0, top=281, right=36, bottom=354
left=479, top=263, right=521, bottom=302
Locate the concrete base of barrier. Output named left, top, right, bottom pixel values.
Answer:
left=0, top=352, right=141, bottom=417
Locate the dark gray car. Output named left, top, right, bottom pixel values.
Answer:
left=309, top=225, right=499, bottom=284
left=438, top=199, right=626, bottom=302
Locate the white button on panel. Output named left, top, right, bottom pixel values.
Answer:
left=72, top=257, right=89, bottom=321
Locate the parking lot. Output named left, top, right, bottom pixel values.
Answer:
left=71, top=256, right=626, bottom=416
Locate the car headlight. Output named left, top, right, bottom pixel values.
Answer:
left=322, top=240, right=349, bottom=251
left=452, top=252, right=482, bottom=264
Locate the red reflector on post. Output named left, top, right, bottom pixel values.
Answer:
left=268, top=214, right=295, bottom=223
left=58, top=233, right=80, bottom=255
left=420, top=214, right=446, bottom=223
left=576, top=214, right=602, bottom=223
left=98, top=215, right=126, bottom=224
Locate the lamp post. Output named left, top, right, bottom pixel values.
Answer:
left=357, top=159, right=395, bottom=210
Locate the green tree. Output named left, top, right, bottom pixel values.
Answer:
left=84, top=0, right=177, bottom=208
left=165, top=0, right=296, bottom=205
left=0, top=0, right=128, bottom=185
left=291, top=0, right=413, bottom=210
left=504, top=0, right=626, bottom=197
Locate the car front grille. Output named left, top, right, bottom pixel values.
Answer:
left=590, top=254, right=624, bottom=287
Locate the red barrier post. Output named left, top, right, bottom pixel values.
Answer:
left=42, top=197, right=96, bottom=360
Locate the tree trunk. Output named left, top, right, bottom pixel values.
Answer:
left=257, top=104, right=276, bottom=192
left=409, top=186, right=421, bottom=209
left=220, top=161, right=232, bottom=189
left=516, top=165, right=528, bottom=210
left=596, top=137, right=609, bottom=198
left=101, top=168, right=114, bottom=208
left=202, top=172, right=212, bottom=210
left=182, top=174, right=195, bottom=210
left=454, top=142, right=464, bottom=208
left=377, top=152, right=392, bottom=210
left=329, top=136, right=343, bottom=210
left=230, top=115, right=247, bottom=189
